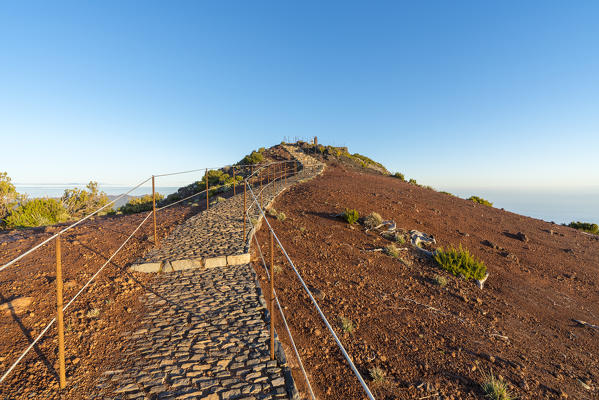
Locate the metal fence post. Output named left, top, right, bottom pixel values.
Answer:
left=270, top=230, right=275, bottom=361
left=243, top=182, right=247, bottom=241
left=205, top=168, right=209, bottom=210
left=152, top=175, right=157, bottom=245
left=233, top=167, right=236, bottom=195
left=56, top=236, right=66, bottom=389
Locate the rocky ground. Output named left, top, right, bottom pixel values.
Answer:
left=2, top=143, right=597, bottom=399
left=0, top=199, right=207, bottom=399
left=252, top=161, right=599, bottom=399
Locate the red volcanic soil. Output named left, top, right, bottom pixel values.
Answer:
left=0, top=201, right=206, bottom=399
left=252, top=163, right=599, bottom=399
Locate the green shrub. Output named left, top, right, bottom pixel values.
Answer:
left=267, top=208, right=278, bottom=217
left=200, top=169, right=241, bottom=187
left=434, top=244, right=487, bottom=281
left=0, top=172, right=21, bottom=223
left=363, top=212, right=383, bottom=229
left=408, top=178, right=418, bottom=185
left=439, top=191, right=454, bottom=196
left=61, top=181, right=111, bottom=218
left=384, top=244, right=399, bottom=258
left=241, top=150, right=264, bottom=165
left=119, top=194, right=164, bottom=214
left=165, top=192, right=181, bottom=204
left=343, top=208, right=359, bottom=224
left=568, top=221, right=599, bottom=234
left=468, top=196, right=493, bottom=207
left=4, top=198, right=70, bottom=228
left=393, top=172, right=405, bottom=181
left=276, top=212, right=286, bottom=221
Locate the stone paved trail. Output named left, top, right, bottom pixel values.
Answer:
left=97, top=145, right=323, bottom=399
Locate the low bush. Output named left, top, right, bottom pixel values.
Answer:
left=267, top=208, right=278, bottom=217
left=568, top=221, right=599, bottom=234
left=240, top=150, right=264, bottom=165
left=4, top=198, right=70, bottom=228
left=276, top=212, right=286, bottom=221
left=0, top=172, right=21, bottom=222
left=468, top=196, right=493, bottom=207
left=61, top=181, right=111, bottom=218
left=119, top=194, right=164, bottom=215
left=408, top=178, right=418, bottom=185
left=393, top=172, right=405, bottom=181
left=439, top=191, right=454, bottom=196
left=434, top=244, right=487, bottom=281
left=200, top=170, right=242, bottom=188
left=363, top=212, right=383, bottom=229
left=343, top=208, right=359, bottom=224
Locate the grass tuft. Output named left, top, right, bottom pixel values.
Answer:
left=339, top=316, right=354, bottom=333
left=481, top=372, right=513, bottom=400
left=384, top=244, right=400, bottom=258
left=369, top=366, right=386, bottom=383
left=276, top=212, right=286, bottom=221
left=86, top=308, right=100, bottom=319
left=434, top=244, right=487, bottom=281
left=433, top=274, right=448, bottom=287
left=363, top=212, right=383, bottom=229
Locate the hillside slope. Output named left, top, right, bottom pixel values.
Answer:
left=253, top=162, right=599, bottom=399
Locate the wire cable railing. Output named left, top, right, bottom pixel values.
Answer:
left=0, top=148, right=349, bottom=398
left=0, top=210, right=153, bottom=385
left=249, top=216, right=316, bottom=400
left=0, top=176, right=152, bottom=274
left=0, top=161, right=279, bottom=390
left=244, top=173, right=376, bottom=400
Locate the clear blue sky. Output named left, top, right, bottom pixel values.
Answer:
left=1, top=1, right=598, bottom=189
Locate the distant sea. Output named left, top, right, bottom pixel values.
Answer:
left=445, top=187, right=599, bottom=225
left=14, top=184, right=181, bottom=208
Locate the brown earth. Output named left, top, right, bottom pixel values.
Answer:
left=252, top=163, right=599, bottom=399
left=0, top=198, right=209, bottom=399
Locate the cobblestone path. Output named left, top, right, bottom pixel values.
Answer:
left=98, top=146, right=324, bottom=399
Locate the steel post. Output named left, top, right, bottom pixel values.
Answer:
left=56, top=237, right=66, bottom=389
left=205, top=168, right=209, bottom=209
left=270, top=230, right=275, bottom=361
left=152, top=175, right=157, bottom=245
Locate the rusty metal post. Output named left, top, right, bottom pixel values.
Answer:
left=205, top=168, right=209, bottom=209
left=270, top=230, right=275, bottom=361
left=233, top=167, right=236, bottom=195
left=152, top=175, right=157, bottom=245
left=56, top=236, right=66, bottom=389
left=243, top=182, right=247, bottom=240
